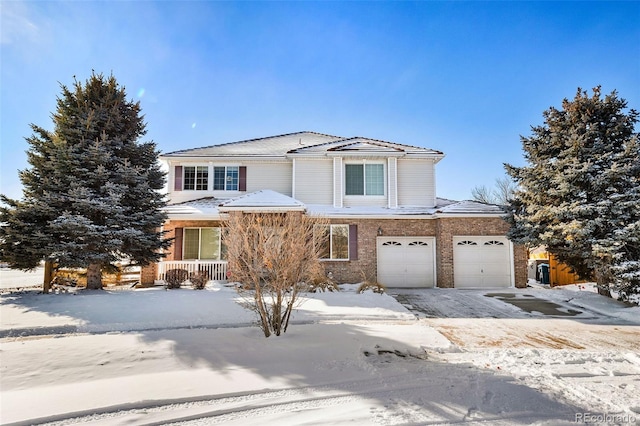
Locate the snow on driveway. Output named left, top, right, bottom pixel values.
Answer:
left=1, top=282, right=639, bottom=425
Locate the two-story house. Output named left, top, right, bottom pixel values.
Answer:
left=141, top=131, right=527, bottom=288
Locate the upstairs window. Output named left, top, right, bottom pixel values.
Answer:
left=183, top=166, right=208, bottom=191
left=345, top=164, right=384, bottom=196
left=214, top=166, right=239, bottom=191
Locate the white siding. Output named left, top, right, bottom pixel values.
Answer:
left=246, top=162, right=292, bottom=196
left=333, top=157, right=343, bottom=208
left=397, top=159, right=436, bottom=207
left=387, top=157, right=398, bottom=208
left=167, top=160, right=292, bottom=204
left=294, top=159, right=333, bottom=204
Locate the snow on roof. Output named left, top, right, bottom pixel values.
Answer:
left=435, top=200, right=506, bottom=215
left=217, top=190, right=306, bottom=212
left=164, top=197, right=221, bottom=218
left=162, top=131, right=341, bottom=158
left=161, top=132, right=443, bottom=158
left=164, top=196, right=502, bottom=219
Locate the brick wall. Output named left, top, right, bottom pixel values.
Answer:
left=322, top=216, right=527, bottom=288
left=155, top=215, right=527, bottom=289
left=434, top=217, right=527, bottom=288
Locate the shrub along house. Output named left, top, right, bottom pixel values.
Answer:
left=141, top=131, right=527, bottom=288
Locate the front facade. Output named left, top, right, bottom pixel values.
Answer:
left=143, top=131, right=527, bottom=289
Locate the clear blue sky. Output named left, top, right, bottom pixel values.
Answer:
left=2, top=1, right=638, bottom=202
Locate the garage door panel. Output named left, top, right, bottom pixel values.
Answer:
left=453, top=236, right=511, bottom=288
left=377, top=237, right=435, bottom=288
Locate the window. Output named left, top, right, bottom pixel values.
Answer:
left=183, top=166, right=208, bottom=191
left=183, top=228, right=221, bottom=260
left=316, top=224, right=349, bottom=260
left=345, top=164, right=384, bottom=195
left=213, top=166, right=239, bottom=191
left=484, top=240, right=505, bottom=246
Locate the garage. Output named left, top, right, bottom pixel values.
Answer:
left=377, top=237, right=435, bottom=288
left=453, top=236, right=512, bottom=288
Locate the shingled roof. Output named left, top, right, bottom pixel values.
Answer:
left=161, top=132, right=443, bottom=158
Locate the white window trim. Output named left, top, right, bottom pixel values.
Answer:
left=181, top=164, right=210, bottom=191
left=183, top=227, right=222, bottom=260
left=344, top=161, right=386, bottom=197
left=213, top=165, right=240, bottom=191
left=318, top=224, right=350, bottom=261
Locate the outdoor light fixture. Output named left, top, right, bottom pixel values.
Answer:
left=377, top=227, right=383, bottom=236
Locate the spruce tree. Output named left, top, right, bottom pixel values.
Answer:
left=0, top=72, right=170, bottom=290
left=505, top=87, right=640, bottom=300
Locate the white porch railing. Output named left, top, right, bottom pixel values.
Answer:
left=157, top=260, right=228, bottom=282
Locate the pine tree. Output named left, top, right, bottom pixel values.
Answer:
left=0, top=72, right=171, bottom=290
left=505, top=87, right=640, bottom=300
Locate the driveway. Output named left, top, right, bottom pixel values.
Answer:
left=389, top=287, right=640, bottom=351
left=389, top=287, right=637, bottom=323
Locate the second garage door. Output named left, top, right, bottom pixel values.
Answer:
left=377, top=237, right=435, bottom=288
left=453, top=236, right=512, bottom=288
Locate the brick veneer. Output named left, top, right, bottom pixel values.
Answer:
left=144, top=216, right=527, bottom=289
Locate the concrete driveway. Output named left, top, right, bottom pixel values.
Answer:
left=389, top=287, right=639, bottom=325
left=389, top=287, right=640, bottom=351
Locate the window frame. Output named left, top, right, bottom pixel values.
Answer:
left=316, top=224, right=350, bottom=261
left=182, top=227, right=222, bottom=260
left=344, top=162, right=385, bottom=196
left=182, top=165, right=209, bottom=191
left=213, top=166, right=240, bottom=191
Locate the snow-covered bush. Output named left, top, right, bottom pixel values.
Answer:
left=165, top=269, right=188, bottom=289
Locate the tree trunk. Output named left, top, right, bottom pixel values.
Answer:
left=43, top=261, right=54, bottom=294
left=595, top=265, right=613, bottom=298
left=86, top=263, right=103, bottom=290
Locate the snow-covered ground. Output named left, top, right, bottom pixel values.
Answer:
left=1, top=280, right=639, bottom=425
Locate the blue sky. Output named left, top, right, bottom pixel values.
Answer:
left=1, top=1, right=638, bottom=202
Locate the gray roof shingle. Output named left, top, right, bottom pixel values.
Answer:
left=161, top=132, right=443, bottom=158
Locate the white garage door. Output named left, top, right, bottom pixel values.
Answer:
left=453, top=236, right=512, bottom=288
left=377, top=237, right=435, bottom=288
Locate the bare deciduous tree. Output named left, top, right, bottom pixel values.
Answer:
left=224, top=212, right=329, bottom=337
left=471, top=176, right=517, bottom=205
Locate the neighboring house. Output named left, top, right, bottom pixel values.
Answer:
left=141, top=131, right=527, bottom=288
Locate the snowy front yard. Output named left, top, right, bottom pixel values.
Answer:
left=1, top=282, right=639, bottom=425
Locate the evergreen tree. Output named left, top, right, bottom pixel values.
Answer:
left=0, top=72, right=170, bottom=289
left=505, top=87, right=640, bottom=300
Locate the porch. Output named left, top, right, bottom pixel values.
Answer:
left=157, top=260, right=228, bottom=282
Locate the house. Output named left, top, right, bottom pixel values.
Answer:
left=141, top=131, right=527, bottom=288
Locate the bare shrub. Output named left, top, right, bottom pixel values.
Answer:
left=357, top=280, right=387, bottom=294
left=306, top=272, right=340, bottom=293
left=165, top=268, right=188, bottom=289
left=189, top=271, right=209, bottom=290
left=357, top=267, right=386, bottom=294
left=225, top=212, right=328, bottom=337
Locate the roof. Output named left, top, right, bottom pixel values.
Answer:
left=163, top=194, right=504, bottom=219
left=435, top=200, right=507, bottom=215
left=288, top=137, right=443, bottom=157
left=218, top=190, right=305, bottom=212
left=161, top=132, right=443, bottom=159
left=161, top=131, right=341, bottom=158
